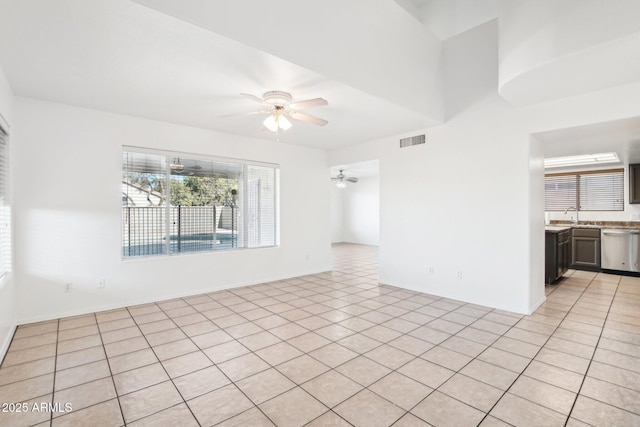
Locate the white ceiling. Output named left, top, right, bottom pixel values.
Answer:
left=0, top=0, right=435, bottom=150
left=396, top=0, right=498, bottom=40
left=537, top=117, right=640, bottom=167
left=3, top=0, right=637, bottom=161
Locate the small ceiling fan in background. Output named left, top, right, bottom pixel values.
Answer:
left=170, top=158, right=202, bottom=176
left=332, top=169, right=358, bottom=188
left=222, top=91, right=328, bottom=133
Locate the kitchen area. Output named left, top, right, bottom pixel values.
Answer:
left=545, top=220, right=640, bottom=284
left=541, top=117, right=640, bottom=285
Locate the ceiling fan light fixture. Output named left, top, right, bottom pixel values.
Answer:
left=263, top=91, right=293, bottom=106
left=263, top=111, right=292, bottom=133
left=227, top=91, right=328, bottom=133
left=278, top=114, right=292, bottom=130
left=331, top=169, right=358, bottom=187
left=170, top=158, right=184, bottom=173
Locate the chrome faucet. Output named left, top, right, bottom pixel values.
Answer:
left=564, top=206, right=579, bottom=225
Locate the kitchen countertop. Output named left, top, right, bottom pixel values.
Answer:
left=545, top=226, right=572, bottom=233
left=546, top=224, right=640, bottom=234
left=549, top=221, right=640, bottom=230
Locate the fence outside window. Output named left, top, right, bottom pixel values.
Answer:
left=122, top=205, right=238, bottom=256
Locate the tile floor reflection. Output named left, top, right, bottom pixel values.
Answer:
left=1, top=243, right=639, bottom=426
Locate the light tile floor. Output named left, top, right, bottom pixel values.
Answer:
left=1, top=243, right=640, bottom=426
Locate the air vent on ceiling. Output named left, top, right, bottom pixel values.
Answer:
left=400, top=134, right=425, bottom=148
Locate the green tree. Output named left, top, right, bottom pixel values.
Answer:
left=169, top=180, right=194, bottom=206
left=170, top=177, right=237, bottom=206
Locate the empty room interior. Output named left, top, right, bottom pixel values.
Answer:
left=1, top=0, right=640, bottom=426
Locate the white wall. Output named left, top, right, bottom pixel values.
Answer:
left=328, top=21, right=640, bottom=314
left=0, top=65, right=15, bottom=360
left=342, top=176, right=380, bottom=246
left=330, top=184, right=344, bottom=243
left=12, top=97, right=332, bottom=323
left=330, top=176, right=380, bottom=246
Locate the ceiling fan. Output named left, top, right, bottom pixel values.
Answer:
left=223, top=91, right=328, bottom=133
left=331, top=169, right=358, bottom=188
left=170, top=158, right=202, bottom=176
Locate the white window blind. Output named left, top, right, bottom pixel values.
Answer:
left=246, top=165, right=277, bottom=248
left=0, top=128, right=10, bottom=278
left=544, top=174, right=577, bottom=211
left=545, top=169, right=624, bottom=211
left=122, top=148, right=279, bottom=257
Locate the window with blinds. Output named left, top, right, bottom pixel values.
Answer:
left=122, top=148, right=279, bottom=257
left=0, top=128, right=10, bottom=279
left=545, top=169, right=624, bottom=211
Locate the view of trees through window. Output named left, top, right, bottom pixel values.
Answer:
left=126, top=173, right=238, bottom=207
left=122, top=149, right=278, bottom=257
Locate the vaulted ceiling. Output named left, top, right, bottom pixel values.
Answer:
left=1, top=0, right=639, bottom=156
left=0, top=0, right=444, bottom=150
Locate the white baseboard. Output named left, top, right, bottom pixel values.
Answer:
left=16, top=267, right=331, bottom=326
left=527, top=295, right=547, bottom=315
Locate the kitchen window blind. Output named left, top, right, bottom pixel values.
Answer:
left=545, top=168, right=624, bottom=211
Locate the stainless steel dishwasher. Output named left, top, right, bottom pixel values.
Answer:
left=601, top=229, right=640, bottom=272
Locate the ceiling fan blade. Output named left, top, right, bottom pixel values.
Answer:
left=346, top=177, right=358, bottom=183
left=240, top=93, right=265, bottom=104
left=289, top=98, right=328, bottom=110
left=288, top=111, right=328, bottom=126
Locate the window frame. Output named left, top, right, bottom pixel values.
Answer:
left=121, top=146, right=279, bottom=259
left=0, top=121, right=10, bottom=284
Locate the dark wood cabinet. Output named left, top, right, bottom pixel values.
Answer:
left=558, top=238, right=570, bottom=275
left=570, top=228, right=601, bottom=270
left=546, top=229, right=570, bottom=284
left=630, top=164, right=640, bottom=204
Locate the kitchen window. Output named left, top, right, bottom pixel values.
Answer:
left=545, top=168, right=624, bottom=211
left=122, top=148, right=278, bottom=257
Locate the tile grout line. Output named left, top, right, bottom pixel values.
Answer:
left=476, top=273, right=611, bottom=426
left=247, top=270, right=631, bottom=424
left=145, top=300, right=286, bottom=427
left=51, top=315, right=126, bottom=426
left=49, top=318, right=60, bottom=427
left=563, top=276, right=624, bottom=426
left=122, top=304, right=204, bottom=426
left=89, top=312, right=129, bottom=427
left=179, top=282, right=370, bottom=426
left=169, top=262, right=419, bottom=425
left=385, top=308, right=532, bottom=425
left=192, top=267, right=496, bottom=424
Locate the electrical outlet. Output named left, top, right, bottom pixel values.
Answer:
left=64, top=283, right=72, bottom=293
left=98, top=278, right=106, bottom=289
left=428, top=267, right=434, bottom=274
left=456, top=271, right=462, bottom=280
